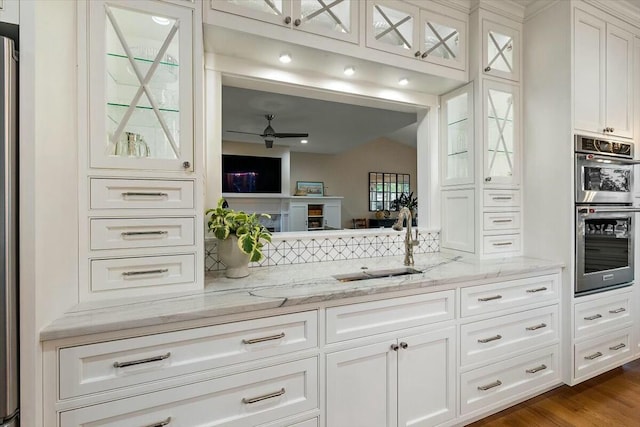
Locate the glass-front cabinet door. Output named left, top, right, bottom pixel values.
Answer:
left=483, top=80, right=520, bottom=185
left=419, top=10, right=466, bottom=71
left=440, top=82, right=473, bottom=186
left=210, top=0, right=293, bottom=28
left=482, top=19, right=520, bottom=82
left=293, top=0, right=359, bottom=43
left=89, top=0, right=193, bottom=171
left=366, top=0, right=420, bottom=58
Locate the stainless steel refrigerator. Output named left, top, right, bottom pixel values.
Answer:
left=0, top=35, right=18, bottom=427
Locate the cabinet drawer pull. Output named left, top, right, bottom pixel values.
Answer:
left=609, top=343, right=626, bottom=351
left=477, top=334, right=502, bottom=343
left=477, top=380, right=502, bottom=391
left=492, top=242, right=513, bottom=246
left=525, top=364, right=547, bottom=374
left=492, top=219, right=513, bottom=223
left=492, top=196, right=513, bottom=201
left=526, top=323, right=547, bottom=331
left=242, top=387, right=286, bottom=404
left=122, top=268, right=169, bottom=277
left=122, top=192, right=169, bottom=198
left=526, top=287, right=547, bottom=293
left=143, top=417, right=172, bottom=427
left=114, top=352, right=171, bottom=368
left=584, top=351, right=603, bottom=360
left=609, top=308, right=626, bottom=314
left=478, top=295, right=502, bottom=302
left=242, top=332, right=285, bottom=345
left=584, top=314, right=602, bottom=321
left=121, top=231, right=169, bottom=237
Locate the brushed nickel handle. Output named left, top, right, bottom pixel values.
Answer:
left=400, top=342, right=408, bottom=349
left=121, top=231, right=168, bottom=237
left=526, top=287, right=547, bottom=293
left=391, top=343, right=399, bottom=351
left=414, top=50, right=422, bottom=57
left=609, top=308, right=626, bottom=314
left=610, top=343, right=626, bottom=351
left=242, top=332, right=285, bottom=345
left=526, top=323, right=547, bottom=331
left=122, top=192, right=168, bottom=198
left=492, top=196, right=513, bottom=200
left=284, top=16, right=291, bottom=24
left=584, top=351, right=603, bottom=360
left=143, top=417, right=172, bottom=427
left=242, top=387, right=285, bottom=404
left=478, top=334, right=502, bottom=343
left=492, top=242, right=513, bottom=246
left=492, top=219, right=513, bottom=223
left=294, top=18, right=301, bottom=26
left=484, top=66, right=491, bottom=72
left=114, top=352, right=171, bottom=368
left=477, top=380, right=502, bottom=391
left=526, top=364, right=547, bottom=374
left=122, top=268, right=169, bottom=277
left=478, top=295, right=502, bottom=302
left=584, top=314, right=602, bottom=321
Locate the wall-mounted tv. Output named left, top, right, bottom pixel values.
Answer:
left=222, top=154, right=282, bottom=193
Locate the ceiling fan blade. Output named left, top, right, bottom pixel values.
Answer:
left=273, top=133, right=309, bottom=138
left=226, top=130, right=262, bottom=136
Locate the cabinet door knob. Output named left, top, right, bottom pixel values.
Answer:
left=294, top=18, right=301, bottom=26
left=485, top=177, right=492, bottom=182
left=390, top=343, right=399, bottom=351
left=484, top=66, right=491, bottom=72
left=284, top=16, right=292, bottom=24
left=603, top=127, right=609, bottom=133
left=414, top=50, right=422, bottom=57
left=610, top=127, right=615, bottom=132
left=400, top=342, right=408, bottom=349
left=183, top=161, right=191, bottom=169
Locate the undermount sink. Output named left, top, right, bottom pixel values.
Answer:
left=333, top=267, right=422, bottom=282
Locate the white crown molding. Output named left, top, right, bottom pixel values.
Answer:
left=583, top=0, right=640, bottom=29
left=428, top=0, right=473, bottom=14
left=520, top=0, right=560, bottom=21
left=469, top=0, right=526, bottom=22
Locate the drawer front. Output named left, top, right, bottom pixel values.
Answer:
left=483, top=234, right=521, bottom=254
left=574, top=327, right=632, bottom=380
left=59, top=311, right=318, bottom=399
left=461, top=274, right=559, bottom=318
left=483, top=189, right=520, bottom=207
left=574, top=291, right=632, bottom=339
left=90, top=179, right=194, bottom=210
left=326, top=291, right=455, bottom=343
left=287, top=419, right=318, bottom=427
left=460, top=345, right=560, bottom=415
left=461, top=305, right=559, bottom=367
left=91, top=254, right=195, bottom=292
left=483, top=211, right=520, bottom=231
left=60, top=357, right=318, bottom=427
left=90, top=217, right=195, bottom=250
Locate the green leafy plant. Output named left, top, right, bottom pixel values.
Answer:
left=390, top=192, right=418, bottom=211
left=206, top=198, right=273, bottom=262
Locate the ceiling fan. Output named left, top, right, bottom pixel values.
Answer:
left=226, top=114, right=309, bottom=148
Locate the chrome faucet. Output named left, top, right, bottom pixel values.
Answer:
left=392, top=207, right=418, bottom=266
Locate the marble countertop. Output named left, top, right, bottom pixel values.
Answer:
left=40, top=253, right=563, bottom=341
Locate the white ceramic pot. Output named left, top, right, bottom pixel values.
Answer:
left=217, top=236, right=251, bottom=278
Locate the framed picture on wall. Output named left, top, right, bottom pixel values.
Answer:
left=296, top=181, right=324, bottom=196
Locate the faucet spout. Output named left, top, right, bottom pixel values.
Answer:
left=393, top=207, right=417, bottom=266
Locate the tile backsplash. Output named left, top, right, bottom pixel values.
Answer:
left=205, top=230, right=440, bottom=272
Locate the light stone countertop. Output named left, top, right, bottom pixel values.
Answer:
left=40, top=253, right=564, bottom=341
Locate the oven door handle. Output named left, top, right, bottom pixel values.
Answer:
left=579, top=207, right=640, bottom=214
left=578, top=154, right=640, bottom=165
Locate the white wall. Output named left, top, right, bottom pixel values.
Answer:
left=20, top=1, right=79, bottom=425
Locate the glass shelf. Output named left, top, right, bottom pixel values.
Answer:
left=107, top=102, right=179, bottom=114
left=107, top=103, right=179, bottom=129
left=106, top=53, right=179, bottom=87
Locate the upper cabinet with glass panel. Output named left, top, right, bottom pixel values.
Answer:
left=441, top=82, right=473, bottom=186
left=88, top=0, right=194, bottom=171
left=366, top=1, right=466, bottom=71
left=211, top=0, right=359, bottom=43
left=482, top=19, right=520, bottom=82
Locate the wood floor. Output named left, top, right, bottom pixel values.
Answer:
left=467, top=359, right=640, bottom=426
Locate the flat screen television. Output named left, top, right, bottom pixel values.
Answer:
left=222, top=154, right=282, bottom=193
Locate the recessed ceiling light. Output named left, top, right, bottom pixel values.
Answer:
left=300, top=139, right=308, bottom=144
left=343, top=66, right=355, bottom=76
left=279, top=53, right=292, bottom=64
left=152, top=16, right=171, bottom=26
left=398, top=77, right=409, bottom=86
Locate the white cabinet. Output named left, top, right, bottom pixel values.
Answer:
left=326, top=327, right=456, bottom=427
left=440, top=82, right=474, bottom=186
left=482, top=19, right=520, bottom=82
left=210, top=0, right=359, bottom=44
left=0, top=0, right=19, bottom=25
left=441, top=189, right=475, bottom=253
left=365, top=0, right=466, bottom=71
left=574, top=8, right=633, bottom=139
left=289, top=197, right=342, bottom=231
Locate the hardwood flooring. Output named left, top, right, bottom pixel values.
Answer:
left=467, top=359, right=640, bottom=426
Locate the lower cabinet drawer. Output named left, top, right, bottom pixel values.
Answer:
left=574, top=291, right=632, bottom=339
left=483, top=211, right=520, bottom=231
left=59, top=311, right=318, bottom=399
left=90, top=254, right=195, bottom=292
left=574, top=327, right=632, bottom=381
left=460, top=305, right=559, bottom=367
left=90, top=217, right=196, bottom=250
left=460, top=345, right=560, bottom=415
left=59, top=357, right=318, bottom=427
left=90, top=178, right=195, bottom=210
left=483, top=234, right=521, bottom=254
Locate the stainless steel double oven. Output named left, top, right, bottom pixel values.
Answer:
left=575, top=135, right=639, bottom=295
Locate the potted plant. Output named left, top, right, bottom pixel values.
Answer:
left=206, top=198, right=272, bottom=278
left=390, top=192, right=418, bottom=216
